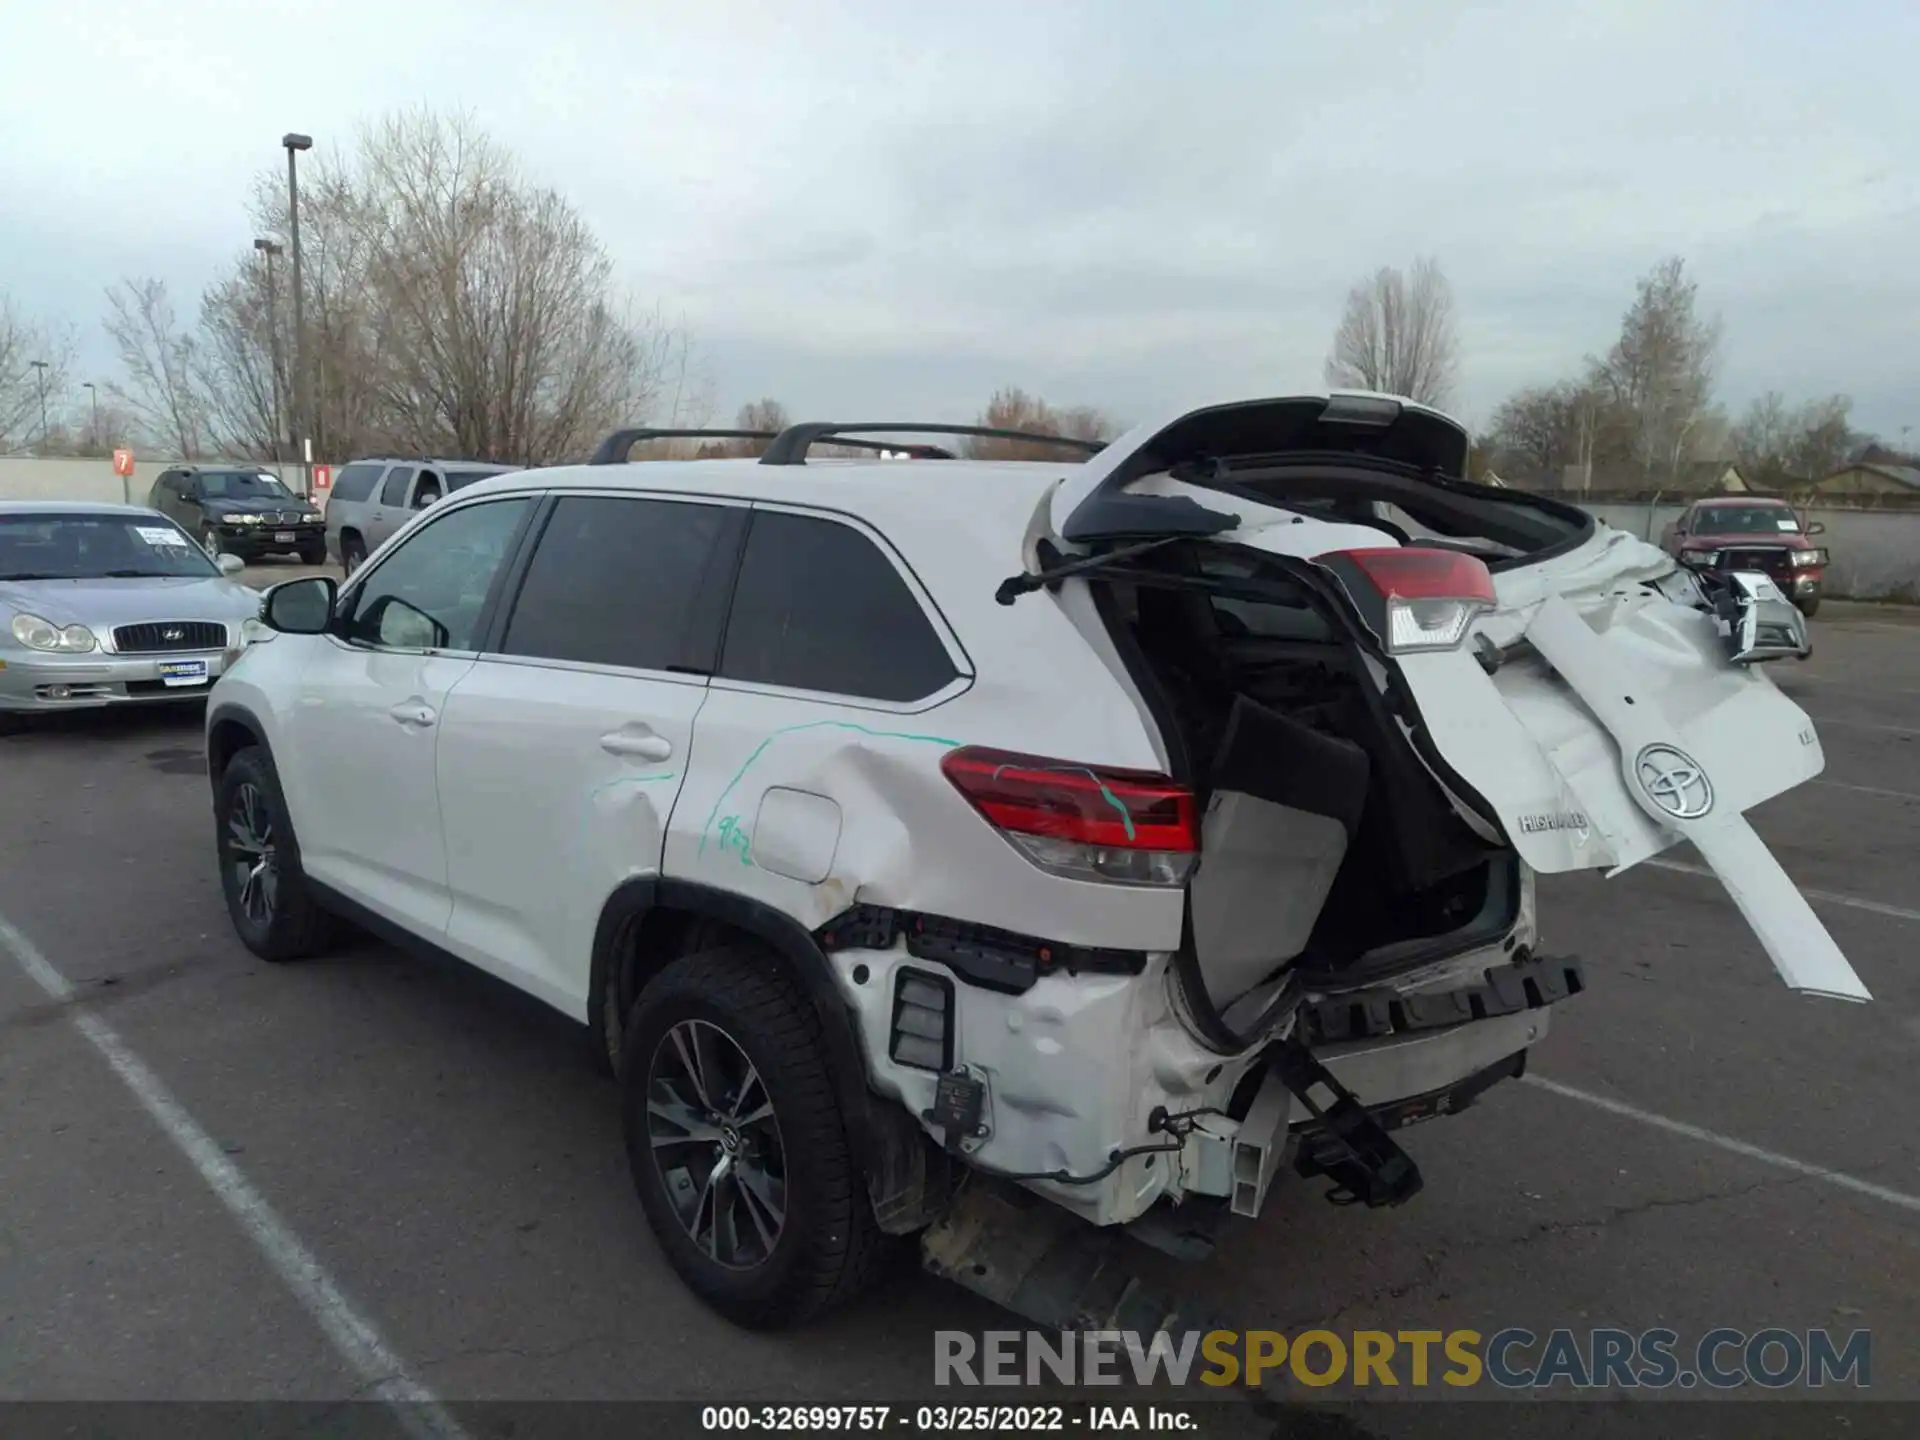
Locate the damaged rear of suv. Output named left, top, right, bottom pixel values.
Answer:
left=767, top=395, right=1866, bottom=1320
left=217, top=395, right=1868, bottom=1333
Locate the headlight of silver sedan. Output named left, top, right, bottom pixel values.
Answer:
left=10, top=613, right=97, bottom=652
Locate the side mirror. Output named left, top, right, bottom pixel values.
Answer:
left=216, top=553, right=246, bottom=576
left=1807, top=520, right=1826, bottom=536
left=414, top=492, right=440, bottom=510
left=263, top=575, right=337, bottom=634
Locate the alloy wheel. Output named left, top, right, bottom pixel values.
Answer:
left=646, top=1018, right=787, bottom=1269
left=226, top=782, right=279, bottom=926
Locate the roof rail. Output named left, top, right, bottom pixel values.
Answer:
left=758, top=423, right=1108, bottom=467
left=588, top=428, right=780, bottom=465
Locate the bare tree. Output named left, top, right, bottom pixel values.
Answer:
left=196, top=253, right=287, bottom=460
left=1731, top=391, right=1857, bottom=490
left=196, top=109, right=703, bottom=467
left=1323, top=257, right=1460, bottom=408
left=337, top=110, right=689, bottom=465
left=0, top=293, right=76, bottom=451
left=102, top=278, right=209, bottom=459
left=697, top=398, right=790, bottom=458
left=963, top=386, right=1121, bottom=459
left=1486, top=383, right=1584, bottom=483
left=235, top=159, right=387, bottom=461
left=68, top=392, right=138, bottom=457
left=1590, top=256, right=1721, bottom=485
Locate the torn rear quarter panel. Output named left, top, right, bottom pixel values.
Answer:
left=663, top=683, right=1187, bottom=953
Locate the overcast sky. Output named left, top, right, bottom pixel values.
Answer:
left=4, top=0, right=1916, bottom=439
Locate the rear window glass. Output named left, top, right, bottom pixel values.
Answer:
left=718, top=510, right=957, bottom=702
left=1191, top=552, right=1334, bottom=642
left=329, top=463, right=383, bottom=504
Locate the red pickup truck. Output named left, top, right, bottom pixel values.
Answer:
left=1659, top=497, right=1830, bottom=617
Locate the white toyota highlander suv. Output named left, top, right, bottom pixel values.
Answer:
left=205, top=394, right=1866, bottom=1330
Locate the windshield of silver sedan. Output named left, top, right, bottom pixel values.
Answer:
left=0, top=513, right=220, bottom=581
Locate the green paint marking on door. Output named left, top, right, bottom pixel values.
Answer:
left=697, top=720, right=961, bottom=856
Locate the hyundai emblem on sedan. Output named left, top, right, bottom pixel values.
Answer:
left=1635, top=744, right=1715, bottom=819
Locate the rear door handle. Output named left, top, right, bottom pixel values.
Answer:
left=389, top=701, right=437, bottom=728
left=600, top=729, right=673, bottom=762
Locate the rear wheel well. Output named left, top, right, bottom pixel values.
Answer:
left=604, top=903, right=735, bottom=1027
left=589, top=882, right=954, bottom=1235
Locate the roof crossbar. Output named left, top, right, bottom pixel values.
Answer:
left=758, top=422, right=1108, bottom=467
left=588, top=428, right=779, bottom=465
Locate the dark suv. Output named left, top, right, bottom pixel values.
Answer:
left=147, top=466, right=326, bottom=563
left=322, top=458, right=519, bottom=575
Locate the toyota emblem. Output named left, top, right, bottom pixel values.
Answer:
left=1635, top=744, right=1714, bottom=820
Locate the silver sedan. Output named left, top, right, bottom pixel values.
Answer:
left=0, top=501, right=265, bottom=718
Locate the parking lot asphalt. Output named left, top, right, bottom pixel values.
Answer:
left=0, top=601, right=1915, bottom=1429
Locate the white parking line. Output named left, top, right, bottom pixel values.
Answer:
left=0, top=912, right=469, bottom=1439
left=1524, top=1074, right=1920, bottom=1216
left=1645, top=857, right=1920, bottom=924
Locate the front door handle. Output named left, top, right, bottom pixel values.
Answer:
left=389, top=701, right=437, bottom=728
left=600, top=729, right=673, bottom=762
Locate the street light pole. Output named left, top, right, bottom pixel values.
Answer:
left=281, top=132, right=314, bottom=496
left=28, top=360, right=50, bottom=450
left=253, top=237, right=287, bottom=467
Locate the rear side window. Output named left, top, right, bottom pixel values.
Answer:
left=500, top=495, right=735, bottom=672
left=330, top=463, right=383, bottom=504
left=378, top=467, right=415, bottom=506
left=718, top=510, right=957, bottom=702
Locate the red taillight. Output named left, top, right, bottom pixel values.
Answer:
left=1323, top=547, right=1497, bottom=604
left=941, top=747, right=1198, bottom=886
left=1315, top=546, right=1497, bottom=654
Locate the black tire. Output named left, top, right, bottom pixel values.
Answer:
left=340, top=533, right=367, bottom=576
left=215, top=745, right=337, bottom=962
left=621, top=945, right=892, bottom=1329
left=299, top=547, right=326, bottom=567
left=1798, top=596, right=1821, bottom=619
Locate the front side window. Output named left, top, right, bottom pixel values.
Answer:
left=500, top=495, right=734, bottom=672
left=339, top=498, right=531, bottom=652
left=718, top=509, right=958, bottom=702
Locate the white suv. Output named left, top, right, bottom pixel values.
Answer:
left=206, top=393, right=1865, bottom=1330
